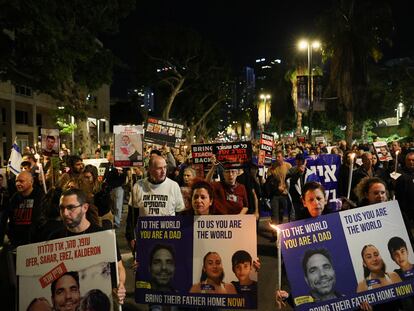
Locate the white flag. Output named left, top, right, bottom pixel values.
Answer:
left=8, top=143, right=22, bottom=175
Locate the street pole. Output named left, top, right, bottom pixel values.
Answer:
left=308, top=43, right=313, bottom=142
left=264, top=97, right=267, bottom=131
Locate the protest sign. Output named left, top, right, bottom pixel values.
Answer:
left=135, top=215, right=257, bottom=309
left=278, top=201, right=414, bottom=310
left=145, top=117, right=184, bottom=147
left=40, top=128, right=60, bottom=157
left=114, top=125, right=143, bottom=167
left=83, top=158, right=109, bottom=177
left=373, top=141, right=392, bottom=162
left=258, top=132, right=274, bottom=167
left=286, top=154, right=341, bottom=211
left=191, top=142, right=252, bottom=175
left=16, top=230, right=118, bottom=311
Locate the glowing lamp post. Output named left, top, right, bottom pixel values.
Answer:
left=259, top=94, right=271, bottom=131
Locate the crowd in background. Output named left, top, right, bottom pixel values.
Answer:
left=1, top=137, right=414, bottom=310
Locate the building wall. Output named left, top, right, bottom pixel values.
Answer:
left=0, top=81, right=110, bottom=165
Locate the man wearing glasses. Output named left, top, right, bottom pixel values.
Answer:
left=51, top=188, right=127, bottom=305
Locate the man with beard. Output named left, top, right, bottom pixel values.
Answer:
left=58, top=155, right=84, bottom=188
left=50, top=189, right=126, bottom=305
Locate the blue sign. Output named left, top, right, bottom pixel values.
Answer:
left=278, top=201, right=414, bottom=310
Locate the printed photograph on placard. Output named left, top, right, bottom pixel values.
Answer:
left=373, top=141, right=393, bottom=162
left=40, top=128, right=60, bottom=157
left=340, top=202, right=414, bottom=293
left=114, top=125, right=143, bottom=167
left=16, top=231, right=117, bottom=311
left=135, top=215, right=258, bottom=309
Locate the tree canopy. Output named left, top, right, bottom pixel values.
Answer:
left=0, top=0, right=135, bottom=116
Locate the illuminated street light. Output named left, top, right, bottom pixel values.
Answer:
left=298, top=39, right=321, bottom=141
left=259, top=93, right=271, bottom=131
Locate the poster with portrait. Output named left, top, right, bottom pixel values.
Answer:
left=114, top=125, right=143, bottom=167
left=278, top=201, right=414, bottom=311
left=16, top=230, right=118, bottom=311
left=286, top=154, right=342, bottom=212
left=144, top=117, right=185, bottom=148
left=373, top=141, right=393, bottom=162
left=135, top=215, right=257, bottom=309
left=41, top=128, right=60, bottom=157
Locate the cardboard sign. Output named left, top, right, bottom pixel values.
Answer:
left=191, top=142, right=252, bottom=175
left=40, top=128, right=60, bottom=157
left=145, top=118, right=184, bottom=148
left=114, top=125, right=143, bottom=167
left=286, top=154, right=341, bottom=211
left=16, top=231, right=118, bottom=311
left=83, top=158, right=109, bottom=176
left=135, top=215, right=257, bottom=309
left=278, top=201, right=414, bottom=310
left=258, top=132, right=274, bottom=167
left=373, top=141, right=393, bottom=162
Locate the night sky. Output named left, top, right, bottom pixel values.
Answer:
left=104, top=0, right=411, bottom=95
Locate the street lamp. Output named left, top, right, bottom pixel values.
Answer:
left=259, top=93, right=271, bottom=131
left=298, top=39, right=321, bottom=141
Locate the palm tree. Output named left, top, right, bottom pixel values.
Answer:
left=319, top=0, right=393, bottom=144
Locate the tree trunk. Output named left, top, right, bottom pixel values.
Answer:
left=75, top=119, right=92, bottom=157
left=162, top=78, right=185, bottom=120
left=345, top=110, right=354, bottom=146
left=296, top=111, right=303, bottom=136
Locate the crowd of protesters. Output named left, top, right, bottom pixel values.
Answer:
left=1, top=137, right=414, bottom=310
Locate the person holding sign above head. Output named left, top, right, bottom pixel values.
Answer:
left=356, top=244, right=402, bottom=293
left=206, top=155, right=248, bottom=215
left=190, top=252, right=237, bottom=294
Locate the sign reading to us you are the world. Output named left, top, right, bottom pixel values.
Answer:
left=135, top=215, right=257, bottom=309
left=278, top=201, right=414, bottom=311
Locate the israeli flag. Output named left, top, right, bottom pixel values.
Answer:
left=8, top=143, right=22, bottom=175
